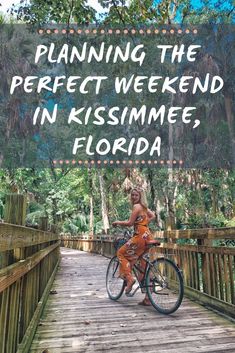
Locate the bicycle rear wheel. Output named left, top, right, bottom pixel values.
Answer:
left=106, top=256, right=125, bottom=300
left=146, top=258, right=184, bottom=314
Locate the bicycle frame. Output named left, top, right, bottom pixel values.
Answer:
left=128, top=249, right=184, bottom=298
left=126, top=251, right=156, bottom=297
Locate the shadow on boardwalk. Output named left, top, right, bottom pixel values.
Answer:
left=30, top=248, right=235, bottom=353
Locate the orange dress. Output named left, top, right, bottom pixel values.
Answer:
left=117, top=213, right=153, bottom=280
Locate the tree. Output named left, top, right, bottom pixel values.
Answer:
left=98, top=169, right=110, bottom=234
left=11, top=0, right=96, bottom=25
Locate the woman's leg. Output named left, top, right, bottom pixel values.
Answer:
left=117, top=235, right=145, bottom=293
left=137, top=234, right=153, bottom=305
left=117, top=245, right=133, bottom=279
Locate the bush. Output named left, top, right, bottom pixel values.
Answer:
left=186, top=213, right=228, bottom=229
left=225, top=218, right=235, bottom=227
left=26, top=210, right=45, bottom=227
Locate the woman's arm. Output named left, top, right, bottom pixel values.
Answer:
left=147, top=208, right=155, bottom=223
left=112, top=204, right=141, bottom=227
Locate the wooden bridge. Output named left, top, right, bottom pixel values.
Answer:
left=0, top=194, right=235, bottom=353
left=30, top=247, right=235, bottom=353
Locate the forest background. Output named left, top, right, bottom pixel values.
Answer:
left=0, top=0, right=234, bottom=240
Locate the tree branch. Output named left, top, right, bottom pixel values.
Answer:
left=67, top=0, right=74, bottom=27
left=227, top=6, right=235, bottom=17
left=111, top=0, right=126, bottom=25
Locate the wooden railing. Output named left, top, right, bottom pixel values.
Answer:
left=61, top=227, right=235, bottom=318
left=0, top=195, right=60, bottom=353
left=0, top=224, right=60, bottom=353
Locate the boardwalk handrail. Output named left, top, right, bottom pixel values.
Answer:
left=61, top=227, right=235, bottom=318
left=0, top=222, right=60, bottom=353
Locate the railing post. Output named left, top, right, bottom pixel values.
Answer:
left=5, top=194, right=27, bottom=259
left=4, top=194, right=27, bottom=226
left=2, top=194, right=27, bottom=268
left=1, top=194, right=27, bottom=353
left=198, top=238, right=212, bottom=295
left=50, top=224, right=57, bottom=233
left=39, top=217, right=48, bottom=231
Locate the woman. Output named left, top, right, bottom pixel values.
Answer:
left=112, top=187, right=157, bottom=306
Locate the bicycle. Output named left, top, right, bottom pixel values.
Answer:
left=106, top=237, right=184, bottom=315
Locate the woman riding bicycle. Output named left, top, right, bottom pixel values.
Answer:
left=112, top=187, right=158, bottom=306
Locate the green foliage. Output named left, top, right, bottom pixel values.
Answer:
left=94, top=220, right=104, bottom=234
left=63, top=213, right=89, bottom=234
left=186, top=213, right=228, bottom=229
left=8, top=0, right=234, bottom=25
left=26, top=209, right=45, bottom=226
left=0, top=167, right=234, bottom=236
left=10, top=0, right=96, bottom=25
left=225, top=218, right=235, bottom=227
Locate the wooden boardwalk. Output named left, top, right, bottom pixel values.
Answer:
left=30, top=248, right=235, bottom=353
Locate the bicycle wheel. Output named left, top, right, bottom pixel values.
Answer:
left=106, top=256, right=125, bottom=300
left=146, top=258, right=184, bottom=314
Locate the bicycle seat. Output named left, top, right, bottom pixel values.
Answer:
left=146, top=239, right=161, bottom=246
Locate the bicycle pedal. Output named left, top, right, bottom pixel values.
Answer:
left=140, top=281, right=147, bottom=293
left=125, top=292, right=133, bottom=297
left=125, top=285, right=139, bottom=297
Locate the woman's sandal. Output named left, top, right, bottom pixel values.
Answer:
left=125, top=279, right=136, bottom=294
left=138, top=299, right=152, bottom=306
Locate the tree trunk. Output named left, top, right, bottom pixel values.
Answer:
left=156, top=198, right=163, bottom=229
left=89, top=195, right=94, bottom=236
left=166, top=167, right=176, bottom=230
left=166, top=195, right=176, bottom=230
left=88, top=168, right=94, bottom=236
left=194, top=170, right=205, bottom=216
left=52, top=198, right=57, bottom=225
left=98, top=170, right=110, bottom=235
left=147, top=168, right=155, bottom=209
left=224, top=96, right=235, bottom=167
left=166, top=93, right=177, bottom=230
left=211, top=186, right=217, bottom=216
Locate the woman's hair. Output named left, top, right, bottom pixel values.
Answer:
left=130, top=187, right=148, bottom=210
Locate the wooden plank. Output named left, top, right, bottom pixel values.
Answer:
left=223, top=255, right=230, bottom=303
left=0, top=223, right=59, bottom=251
left=62, top=239, right=235, bottom=256
left=218, top=255, right=224, bottom=301
left=7, top=280, right=20, bottom=353
left=228, top=255, right=234, bottom=305
left=209, top=253, right=216, bottom=298
left=153, top=227, right=235, bottom=240
left=196, top=252, right=201, bottom=291
left=0, top=242, right=60, bottom=293
left=39, top=217, right=48, bottom=231
left=191, top=252, right=197, bottom=288
left=159, top=244, right=235, bottom=256
left=16, top=259, right=59, bottom=353
left=184, top=286, right=235, bottom=319
left=0, top=287, right=10, bottom=353
left=193, top=252, right=198, bottom=290
left=201, top=251, right=208, bottom=294
left=206, top=253, right=212, bottom=296
left=188, top=251, right=194, bottom=288
left=213, top=254, right=219, bottom=299
left=4, top=194, right=27, bottom=226
left=63, top=227, right=235, bottom=240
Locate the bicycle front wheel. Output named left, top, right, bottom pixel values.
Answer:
left=146, top=258, right=184, bottom=314
left=106, top=256, right=125, bottom=300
